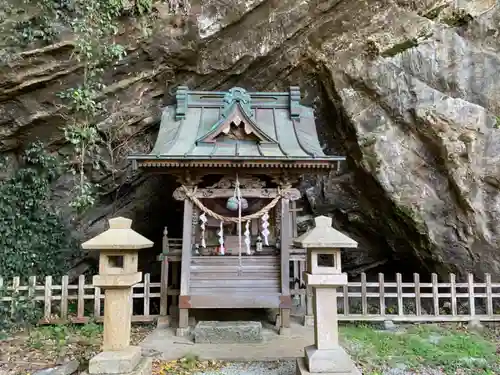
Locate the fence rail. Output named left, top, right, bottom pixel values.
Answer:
left=1, top=272, right=499, bottom=324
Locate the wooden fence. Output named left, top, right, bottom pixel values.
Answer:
left=1, top=271, right=499, bottom=324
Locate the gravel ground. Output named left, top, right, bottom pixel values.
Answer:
left=192, top=360, right=296, bottom=375
left=191, top=360, right=447, bottom=375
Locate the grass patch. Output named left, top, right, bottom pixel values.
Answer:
left=442, top=9, right=473, bottom=28
left=340, top=324, right=499, bottom=374
left=419, top=5, right=448, bottom=20
left=381, top=38, right=419, bottom=57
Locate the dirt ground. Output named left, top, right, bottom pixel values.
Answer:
left=0, top=323, right=152, bottom=375
left=2, top=322, right=500, bottom=375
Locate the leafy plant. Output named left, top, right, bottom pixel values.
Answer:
left=1, top=0, right=156, bottom=213
left=0, top=285, right=43, bottom=335
left=0, top=142, right=78, bottom=280
left=135, top=0, right=153, bottom=15
left=57, top=0, right=128, bottom=213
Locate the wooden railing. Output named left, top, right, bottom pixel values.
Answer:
left=1, top=270, right=499, bottom=324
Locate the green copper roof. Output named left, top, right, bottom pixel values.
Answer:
left=128, top=86, right=344, bottom=163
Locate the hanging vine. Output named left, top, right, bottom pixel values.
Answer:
left=56, top=0, right=128, bottom=213
left=0, top=0, right=165, bottom=213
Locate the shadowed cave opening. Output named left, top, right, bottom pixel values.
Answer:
left=125, top=171, right=434, bottom=320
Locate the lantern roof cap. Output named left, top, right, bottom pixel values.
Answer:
left=294, top=215, right=358, bottom=248
left=82, top=217, right=154, bottom=250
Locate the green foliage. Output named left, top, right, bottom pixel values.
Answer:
left=342, top=324, right=500, bottom=374
left=381, top=38, right=419, bottom=58
left=28, top=321, right=103, bottom=362
left=1, top=0, right=156, bottom=213
left=442, top=9, right=473, bottom=28
left=135, top=0, right=153, bottom=15
left=51, top=0, right=128, bottom=213
left=0, top=287, right=43, bottom=335
left=419, top=5, right=447, bottom=20
left=0, top=142, right=77, bottom=280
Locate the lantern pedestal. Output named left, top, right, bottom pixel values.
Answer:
left=89, top=347, right=151, bottom=375
left=293, top=216, right=361, bottom=375
left=296, top=352, right=361, bottom=375
left=82, top=217, right=154, bottom=375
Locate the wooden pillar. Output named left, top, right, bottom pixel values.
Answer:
left=280, top=197, right=291, bottom=334
left=159, top=227, right=169, bottom=317
left=170, top=261, right=179, bottom=317
left=178, top=199, right=193, bottom=335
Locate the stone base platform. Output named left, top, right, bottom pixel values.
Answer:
left=193, top=321, right=263, bottom=344
left=141, top=317, right=313, bottom=361
left=87, top=346, right=152, bottom=375
left=296, top=358, right=361, bottom=375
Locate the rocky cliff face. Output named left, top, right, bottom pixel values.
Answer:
left=1, top=0, right=499, bottom=278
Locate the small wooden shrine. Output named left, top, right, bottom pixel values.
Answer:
left=129, top=86, right=344, bottom=334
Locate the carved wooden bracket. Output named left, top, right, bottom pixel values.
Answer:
left=173, top=186, right=301, bottom=201
left=208, top=176, right=266, bottom=189
left=173, top=187, right=188, bottom=201
left=282, top=188, right=301, bottom=201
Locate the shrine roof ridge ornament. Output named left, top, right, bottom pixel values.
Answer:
left=174, top=86, right=302, bottom=121
left=127, top=85, right=346, bottom=169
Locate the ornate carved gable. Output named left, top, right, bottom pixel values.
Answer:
left=207, top=176, right=266, bottom=189
left=198, top=87, right=276, bottom=144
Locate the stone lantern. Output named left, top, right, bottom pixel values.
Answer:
left=294, top=216, right=360, bottom=375
left=82, top=217, right=153, bottom=375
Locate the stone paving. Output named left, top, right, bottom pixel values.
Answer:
left=140, top=318, right=314, bottom=361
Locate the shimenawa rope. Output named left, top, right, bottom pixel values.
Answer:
left=181, top=182, right=284, bottom=275
left=180, top=186, right=282, bottom=223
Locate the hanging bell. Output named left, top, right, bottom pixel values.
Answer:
left=226, top=197, right=239, bottom=211
left=240, top=198, right=248, bottom=210
left=226, top=197, right=248, bottom=211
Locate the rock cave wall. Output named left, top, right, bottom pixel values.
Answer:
left=1, top=0, right=500, bottom=280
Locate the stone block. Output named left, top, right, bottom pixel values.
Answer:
left=304, top=345, right=359, bottom=374
left=156, top=316, right=170, bottom=329
left=88, top=346, right=142, bottom=374
left=193, top=321, right=263, bottom=344
left=85, top=358, right=151, bottom=375
left=128, top=357, right=152, bottom=375
left=296, top=357, right=361, bottom=375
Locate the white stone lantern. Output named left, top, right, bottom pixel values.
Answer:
left=294, top=215, right=360, bottom=375
left=82, top=217, right=153, bottom=375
